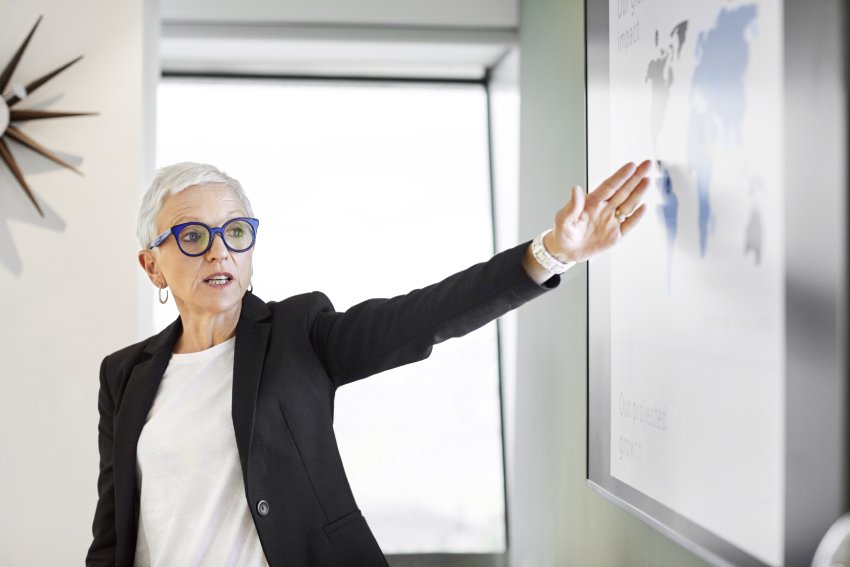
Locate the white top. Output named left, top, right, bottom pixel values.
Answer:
left=134, top=336, right=270, bottom=567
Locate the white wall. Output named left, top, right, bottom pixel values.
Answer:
left=0, top=0, right=155, bottom=563
left=161, top=0, right=518, bottom=29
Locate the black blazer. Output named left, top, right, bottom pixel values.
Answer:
left=85, top=240, right=560, bottom=567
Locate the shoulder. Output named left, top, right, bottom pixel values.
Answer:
left=265, top=291, right=336, bottom=317
left=95, top=334, right=158, bottom=407
left=100, top=336, right=154, bottom=378
left=103, top=336, right=150, bottom=366
left=261, top=291, right=338, bottom=335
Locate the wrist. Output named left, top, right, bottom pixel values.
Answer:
left=531, top=229, right=575, bottom=274
left=542, top=230, right=575, bottom=264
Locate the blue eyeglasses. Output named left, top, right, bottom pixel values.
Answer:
left=149, top=217, right=260, bottom=257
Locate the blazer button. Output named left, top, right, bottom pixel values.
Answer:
left=257, top=499, right=270, bottom=517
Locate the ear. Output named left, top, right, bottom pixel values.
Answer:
left=138, top=249, right=164, bottom=285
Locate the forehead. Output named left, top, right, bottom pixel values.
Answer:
left=159, top=184, right=247, bottom=226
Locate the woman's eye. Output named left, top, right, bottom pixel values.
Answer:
left=227, top=227, right=244, bottom=237
left=182, top=231, right=201, bottom=242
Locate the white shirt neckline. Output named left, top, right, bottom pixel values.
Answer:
left=168, top=336, right=236, bottom=364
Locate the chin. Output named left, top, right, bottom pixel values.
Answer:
left=197, top=290, right=242, bottom=314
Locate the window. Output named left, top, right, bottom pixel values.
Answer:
left=155, top=77, right=506, bottom=553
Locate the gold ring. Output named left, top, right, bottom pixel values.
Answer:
left=615, top=207, right=627, bottom=223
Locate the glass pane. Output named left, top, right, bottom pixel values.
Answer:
left=156, top=77, right=504, bottom=553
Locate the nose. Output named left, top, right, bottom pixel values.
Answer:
left=205, top=232, right=231, bottom=261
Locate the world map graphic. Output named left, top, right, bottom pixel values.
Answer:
left=605, top=2, right=785, bottom=563
left=643, top=4, right=762, bottom=291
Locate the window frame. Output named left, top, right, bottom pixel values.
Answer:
left=154, top=67, right=517, bottom=565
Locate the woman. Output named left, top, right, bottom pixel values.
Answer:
left=86, top=160, right=651, bottom=567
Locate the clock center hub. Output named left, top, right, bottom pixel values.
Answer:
left=0, top=96, right=9, bottom=137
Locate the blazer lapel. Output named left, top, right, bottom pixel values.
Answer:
left=111, top=291, right=271, bottom=563
left=231, top=291, right=272, bottom=479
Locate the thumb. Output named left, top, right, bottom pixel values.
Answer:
left=564, top=185, right=584, bottom=223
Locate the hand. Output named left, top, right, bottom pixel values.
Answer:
left=546, top=160, right=652, bottom=263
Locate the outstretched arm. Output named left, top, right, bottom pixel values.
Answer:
left=311, top=160, right=652, bottom=388
left=310, top=239, right=557, bottom=389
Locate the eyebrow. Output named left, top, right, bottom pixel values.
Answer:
left=171, top=211, right=246, bottom=226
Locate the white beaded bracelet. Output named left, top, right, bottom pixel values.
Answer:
left=531, top=229, right=575, bottom=274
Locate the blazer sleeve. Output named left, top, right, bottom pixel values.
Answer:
left=309, top=239, right=560, bottom=389
left=85, top=355, right=117, bottom=566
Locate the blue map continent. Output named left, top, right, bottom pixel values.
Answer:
left=645, top=22, right=687, bottom=294
left=686, top=4, right=758, bottom=256
left=656, top=162, right=677, bottom=293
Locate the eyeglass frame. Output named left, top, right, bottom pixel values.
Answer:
left=149, top=217, right=260, bottom=257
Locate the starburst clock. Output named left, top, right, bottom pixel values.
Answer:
left=0, top=15, right=96, bottom=217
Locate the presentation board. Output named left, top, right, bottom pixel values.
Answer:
left=586, top=1, right=849, bottom=566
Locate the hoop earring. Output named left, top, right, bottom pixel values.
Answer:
left=158, top=283, right=169, bottom=304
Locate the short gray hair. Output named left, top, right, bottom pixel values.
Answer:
left=137, top=162, right=255, bottom=249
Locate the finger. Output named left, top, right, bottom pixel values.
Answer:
left=619, top=202, right=648, bottom=237
left=606, top=159, right=653, bottom=210
left=589, top=161, right=637, bottom=203
left=614, top=175, right=651, bottom=217
left=563, top=185, right=585, bottom=223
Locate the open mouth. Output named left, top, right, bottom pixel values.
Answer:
left=203, top=274, right=233, bottom=288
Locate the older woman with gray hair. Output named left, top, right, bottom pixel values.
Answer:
left=86, top=159, right=651, bottom=567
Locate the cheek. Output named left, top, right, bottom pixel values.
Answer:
left=163, top=254, right=201, bottom=285
left=242, top=253, right=254, bottom=277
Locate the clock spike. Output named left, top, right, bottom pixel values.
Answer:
left=0, top=15, right=43, bottom=95
left=10, top=83, right=27, bottom=100
left=5, top=125, right=83, bottom=175
left=10, top=109, right=98, bottom=122
left=7, top=55, right=84, bottom=107
left=0, top=138, right=45, bottom=217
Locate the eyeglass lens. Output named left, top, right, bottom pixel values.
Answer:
left=177, top=219, right=255, bottom=255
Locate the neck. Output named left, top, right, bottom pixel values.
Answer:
left=172, top=300, right=242, bottom=354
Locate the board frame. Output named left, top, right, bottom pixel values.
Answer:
left=585, top=1, right=849, bottom=565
